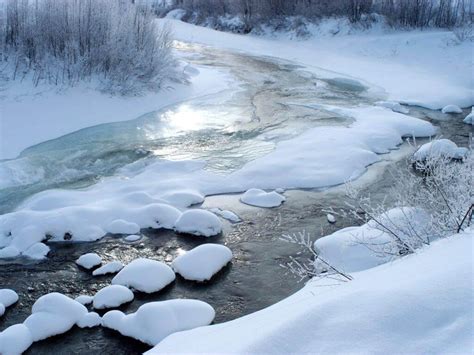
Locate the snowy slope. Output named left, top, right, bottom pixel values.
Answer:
left=151, top=229, right=474, bottom=354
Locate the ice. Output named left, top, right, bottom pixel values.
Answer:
left=92, top=261, right=124, bottom=276
left=175, top=210, right=222, bottom=237
left=172, top=244, right=233, bottom=281
left=76, top=253, right=102, bottom=270
left=240, top=188, right=285, bottom=208
left=112, top=258, right=176, bottom=293
left=93, top=285, right=134, bottom=309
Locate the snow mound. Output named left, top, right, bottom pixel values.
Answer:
left=112, top=258, right=176, bottom=293
left=172, top=244, right=233, bottom=281
left=124, top=234, right=142, bottom=242
left=161, top=190, right=204, bottom=207
left=76, top=253, right=102, bottom=269
left=102, top=299, right=215, bottom=346
left=413, top=139, right=468, bottom=161
left=463, top=108, right=474, bottom=125
left=175, top=210, right=222, bottom=237
left=0, top=289, right=19, bottom=309
left=441, top=104, right=462, bottom=114
left=77, top=312, right=102, bottom=328
left=375, top=101, right=409, bottom=114
left=92, top=261, right=124, bottom=276
left=106, top=219, right=140, bottom=235
left=209, top=208, right=241, bottom=223
left=0, top=324, right=33, bottom=355
left=23, top=242, right=50, bottom=259
left=240, top=188, right=285, bottom=208
left=74, top=295, right=93, bottom=305
left=93, top=285, right=134, bottom=309
left=23, top=292, right=87, bottom=341
left=327, top=213, right=336, bottom=224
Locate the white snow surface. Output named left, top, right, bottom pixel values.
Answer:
left=441, top=104, right=463, bottom=113
left=93, top=285, right=134, bottom=309
left=209, top=208, right=241, bottom=223
left=112, top=258, right=176, bottom=293
left=0, top=289, right=19, bottom=309
left=76, top=253, right=102, bottom=269
left=106, top=219, right=140, bottom=235
left=174, top=209, right=222, bottom=237
left=375, top=100, right=409, bottom=114
left=463, top=107, right=474, bottom=125
left=74, top=295, right=93, bottom=306
left=413, top=139, right=468, bottom=161
left=0, top=324, right=33, bottom=355
left=124, top=234, right=142, bottom=242
left=240, top=188, right=286, bottom=208
left=150, top=229, right=474, bottom=354
left=102, top=299, right=215, bottom=346
left=92, top=261, right=124, bottom=276
left=77, top=312, right=102, bottom=328
left=172, top=244, right=233, bottom=281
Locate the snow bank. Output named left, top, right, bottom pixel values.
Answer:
left=175, top=210, right=222, bottom=237
left=92, top=261, right=124, bottom=276
left=463, top=108, right=474, bottom=125
left=103, top=299, right=215, bottom=346
left=112, top=258, right=176, bottom=293
left=0, top=324, right=33, bottom=355
left=23, top=292, right=87, bottom=341
left=0, top=289, right=18, bottom=317
left=76, top=253, right=102, bottom=270
left=413, top=139, right=468, bottom=161
left=93, top=285, right=134, bottom=309
left=151, top=229, right=474, bottom=354
left=441, top=104, right=462, bottom=114
left=240, top=189, right=285, bottom=208
left=172, top=244, right=233, bottom=281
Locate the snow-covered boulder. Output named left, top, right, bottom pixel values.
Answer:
left=413, top=139, right=468, bottom=161
left=93, top=285, right=134, bottom=309
left=106, top=219, right=140, bottom=235
left=76, top=253, right=102, bottom=269
left=209, top=208, right=241, bottom=223
left=240, top=188, right=285, bottom=208
left=161, top=190, right=204, bottom=208
left=172, top=244, right=233, bottom=282
left=327, top=213, right=336, bottom=224
left=375, top=101, right=409, bottom=114
left=0, top=289, right=19, bottom=316
left=92, top=261, right=124, bottom=276
left=124, top=234, right=142, bottom=242
left=441, top=104, right=462, bottom=114
left=74, top=295, right=93, bottom=306
left=112, top=258, right=175, bottom=293
left=22, top=242, right=50, bottom=259
left=175, top=210, right=222, bottom=237
left=463, top=107, right=474, bottom=125
left=23, top=292, right=88, bottom=341
left=102, top=300, right=215, bottom=346
left=0, top=324, right=33, bottom=355
left=77, top=312, right=101, bottom=328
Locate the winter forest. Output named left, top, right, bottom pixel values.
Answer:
left=0, top=0, right=472, bottom=354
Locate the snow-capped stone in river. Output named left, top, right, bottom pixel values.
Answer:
left=77, top=312, right=102, bottom=328
left=22, top=242, right=50, bottom=260
left=0, top=289, right=18, bottom=317
left=209, top=208, right=241, bottom=223
left=174, top=210, right=222, bottom=237
left=172, top=244, right=233, bottom=282
left=112, top=258, right=175, bottom=293
left=413, top=139, right=468, bottom=162
left=160, top=190, right=205, bottom=208
left=23, top=292, right=88, bottom=342
left=0, top=324, right=33, bottom=355
left=375, top=100, right=409, bottom=114
left=92, top=261, right=124, bottom=276
left=106, top=219, right=140, bottom=235
left=240, top=188, right=286, bottom=208
left=124, top=234, right=142, bottom=242
left=327, top=213, right=336, bottom=224
left=74, top=295, right=93, bottom=306
left=463, top=107, right=474, bottom=125
left=102, top=299, right=215, bottom=346
left=441, top=104, right=462, bottom=114
left=93, top=285, right=134, bottom=309
left=76, top=253, right=102, bottom=270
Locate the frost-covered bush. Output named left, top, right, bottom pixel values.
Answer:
left=0, top=0, right=178, bottom=94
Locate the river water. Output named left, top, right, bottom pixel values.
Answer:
left=0, top=43, right=472, bottom=354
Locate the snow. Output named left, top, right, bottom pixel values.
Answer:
left=240, top=188, right=286, bottom=208
left=74, top=295, right=93, bottom=306
left=93, top=285, right=134, bottom=309
left=441, top=104, right=463, bottom=114
left=22, top=242, right=50, bottom=259
left=174, top=210, right=222, bottom=237
left=172, top=244, right=233, bottom=281
left=463, top=107, right=474, bottom=125
left=92, top=261, right=124, bottom=276
left=77, top=312, right=102, bottom=328
left=76, top=253, right=102, bottom=270
left=209, top=208, right=241, bottom=223
left=326, top=213, right=336, bottom=224
left=102, top=299, right=215, bottom=346
left=0, top=289, right=19, bottom=309
left=23, top=292, right=87, bottom=341
left=106, top=219, right=140, bottom=235
left=112, top=258, right=176, bottom=293
left=413, top=139, right=468, bottom=161
left=124, top=234, right=142, bottom=242
left=375, top=100, right=409, bottom=114
left=150, top=229, right=474, bottom=354
left=160, top=190, right=204, bottom=207
left=0, top=324, right=33, bottom=355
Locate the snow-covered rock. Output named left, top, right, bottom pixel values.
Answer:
left=463, top=107, right=474, bottom=125
left=23, top=292, right=88, bottom=341
left=413, top=139, right=468, bottom=161
left=22, top=242, right=50, bottom=259
left=0, top=289, right=19, bottom=312
left=102, top=300, right=215, bottom=346
left=175, top=210, right=222, bottom=237
left=172, top=244, right=233, bottom=281
left=76, top=253, right=102, bottom=269
left=93, top=285, right=134, bottom=309
left=0, top=324, right=33, bottom=355
left=240, top=188, right=285, bottom=208
left=327, top=213, right=336, bottom=224
left=161, top=190, right=204, bottom=208
left=74, top=295, right=93, bottom=306
left=375, top=100, right=409, bottom=114
left=209, top=208, right=241, bottom=223
left=124, top=234, right=142, bottom=242
left=106, top=219, right=140, bottom=235
left=77, top=312, right=102, bottom=328
left=112, top=258, right=176, bottom=293
left=92, top=261, right=124, bottom=276
left=441, top=104, right=462, bottom=114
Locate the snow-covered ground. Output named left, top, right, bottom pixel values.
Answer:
left=150, top=228, right=474, bottom=354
